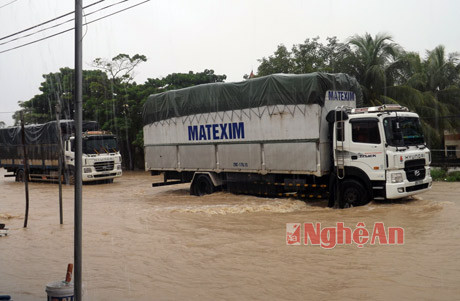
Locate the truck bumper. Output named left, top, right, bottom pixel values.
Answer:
left=385, top=176, right=432, bottom=199
left=82, top=170, right=122, bottom=182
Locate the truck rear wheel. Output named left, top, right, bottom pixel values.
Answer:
left=191, top=174, right=215, bottom=196
left=15, top=169, right=25, bottom=182
left=340, top=179, right=370, bottom=208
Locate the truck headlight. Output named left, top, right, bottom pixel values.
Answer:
left=391, top=172, right=404, bottom=183
left=83, top=167, right=92, bottom=173
left=116, top=164, right=122, bottom=170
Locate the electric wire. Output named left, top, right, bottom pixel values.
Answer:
left=0, top=0, right=104, bottom=42
left=0, top=0, right=150, bottom=54
left=0, top=0, right=18, bottom=9
left=0, top=0, right=128, bottom=46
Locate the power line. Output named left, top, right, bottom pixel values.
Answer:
left=0, top=0, right=105, bottom=42
left=0, top=0, right=128, bottom=47
left=0, top=0, right=150, bottom=54
left=0, top=0, right=18, bottom=9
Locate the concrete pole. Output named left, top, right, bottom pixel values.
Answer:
left=74, top=1, right=83, bottom=299
left=56, top=103, right=63, bottom=225
left=20, top=111, right=30, bottom=228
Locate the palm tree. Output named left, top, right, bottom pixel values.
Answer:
left=347, top=35, right=460, bottom=148
left=385, top=51, right=425, bottom=90
left=425, top=45, right=460, bottom=91
left=383, top=85, right=451, bottom=147
left=347, top=32, right=402, bottom=105
left=383, top=46, right=460, bottom=148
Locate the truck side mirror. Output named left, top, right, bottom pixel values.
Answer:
left=326, top=110, right=349, bottom=123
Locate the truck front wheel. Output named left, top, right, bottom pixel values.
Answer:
left=191, top=174, right=215, bottom=196
left=340, top=179, right=370, bottom=208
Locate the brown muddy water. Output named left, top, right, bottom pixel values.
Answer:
left=0, top=169, right=459, bottom=301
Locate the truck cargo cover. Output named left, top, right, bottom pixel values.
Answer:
left=0, top=120, right=99, bottom=146
left=143, top=72, right=362, bottom=125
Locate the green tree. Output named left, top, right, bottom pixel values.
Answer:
left=347, top=32, right=403, bottom=105
left=291, top=37, right=327, bottom=73
left=92, top=53, right=147, bottom=170
left=256, top=37, right=355, bottom=77
left=383, top=46, right=460, bottom=148
left=14, top=68, right=110, bottom=125
left=92, top=53, right=147, bottom=84
left=425, top=45, right=460, bottom=91
left=144, top=69, right=226, bottom=90
left=393, top=51, right=427, bottom=90
left=257, top=44, right=294, bottom=76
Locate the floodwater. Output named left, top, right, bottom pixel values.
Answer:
left=0, top=169, right=459, bottom=301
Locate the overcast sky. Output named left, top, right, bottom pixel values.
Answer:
left=0, top=0, right=459, bottom=125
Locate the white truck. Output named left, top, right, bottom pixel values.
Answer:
left=142, top=73, right=432, bottom=207
left=0, top=120, right=122, bottom=183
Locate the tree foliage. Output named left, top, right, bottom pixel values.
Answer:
left=92, top=53, right=147, bottom=84
left=257, top=37, right=355, bottom=76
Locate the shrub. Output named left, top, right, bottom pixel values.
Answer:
left=446, top=171, right=460, bottom=182
left=431, top=168, right=447, bottom=181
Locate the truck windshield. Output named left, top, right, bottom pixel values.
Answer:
left=83, top=136, right=119, bottom=154
left=383, top=117, right=425, bottom=146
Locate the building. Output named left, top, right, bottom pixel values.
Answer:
left=444, top=130, right=460, bottom=158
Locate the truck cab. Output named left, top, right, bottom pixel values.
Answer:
left=65, top=131, right=122, bottom=182
left=332, top=104, right=432, bottom=205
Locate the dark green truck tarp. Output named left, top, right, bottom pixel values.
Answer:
left=0, top=120, right=98, bottom=162
left=0, top=120, right=99, bottom=146
left=143, top=72, right=362, bottom=125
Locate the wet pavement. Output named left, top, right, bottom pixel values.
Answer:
left=0, top=169, right=459, bottom=300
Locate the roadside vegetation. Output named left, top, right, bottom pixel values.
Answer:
left=8, top=33, right=460, bottom=169
left=431, top=168, right=460, bottom=182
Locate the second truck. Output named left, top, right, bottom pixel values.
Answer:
left=0, top=120, right=122, bottom=183
left=142, top=73, right=432, bottom=208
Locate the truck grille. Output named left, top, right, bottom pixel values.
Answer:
left=404, top=159, right=425, bottom=182
left=94, top=161, right=114, bottom=172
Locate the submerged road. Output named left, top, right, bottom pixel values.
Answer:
left=0, top=169, right=459, bottom=300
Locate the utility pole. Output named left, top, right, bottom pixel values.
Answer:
left=74, top=1, right=83, bottom=300
left=56, top=103, right=63, bottom=225
left=20, top=111, right=30, bottom=228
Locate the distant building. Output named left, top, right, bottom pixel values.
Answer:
left=444, top=130, right=460, bottom=158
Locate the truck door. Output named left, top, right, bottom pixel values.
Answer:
left=347, top=118, right=385, bottom=181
